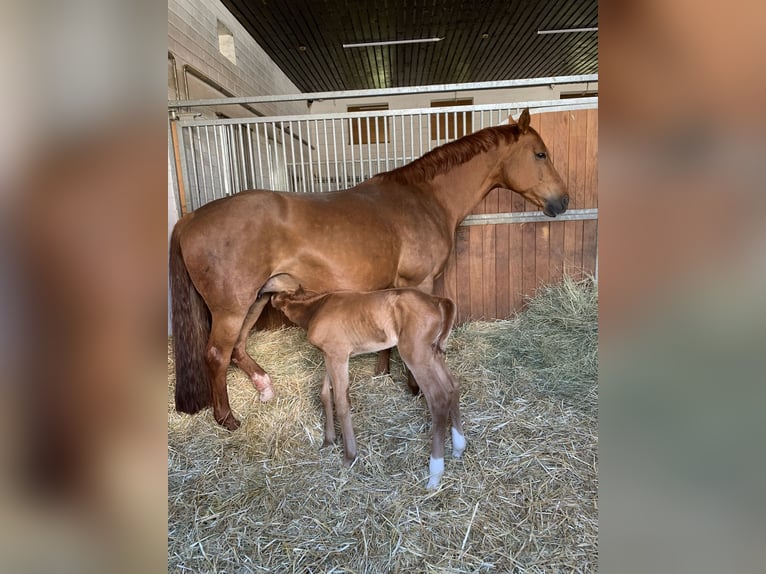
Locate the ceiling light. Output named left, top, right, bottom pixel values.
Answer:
left=537, top=27, right=598, bottom=35
left=342, top=37, right=443, bottom=48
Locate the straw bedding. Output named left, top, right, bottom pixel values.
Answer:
left=168, top=277, right=598, bottom=573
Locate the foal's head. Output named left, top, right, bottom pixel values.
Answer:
left=496, top=109, right=569, bottom=217
left=270, top=286, right=325, bottom=327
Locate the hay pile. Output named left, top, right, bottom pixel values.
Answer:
left=168, top=277, right=598, bottom=573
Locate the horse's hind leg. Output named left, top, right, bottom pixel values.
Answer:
left=231, top=296, right=275, bottom=402
left=207, top=312, right=247, bottom=430
left=374, top=348, right=392, bottom=376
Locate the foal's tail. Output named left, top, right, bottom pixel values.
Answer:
left=435, top=297, right=457, bottom=354
left=169, top=221, right=212, bottom=414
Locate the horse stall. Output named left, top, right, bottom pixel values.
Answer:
left=168, top=91, right=598, bottom=572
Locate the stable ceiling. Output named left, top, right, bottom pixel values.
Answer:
left=220, top=0, right=598, bottom=93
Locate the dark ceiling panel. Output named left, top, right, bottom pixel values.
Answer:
left=220, top=0, right=598, bottom=93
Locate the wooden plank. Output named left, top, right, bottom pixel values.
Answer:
left=454, top=226, right=472, bottom=324
left=582, top=220, right=598, bottom=277
left=169, top=121, right=188, bottom=216
left=482, top=188, right=499, bottom=319
left=549, top=110, right=570, bottom=284
left=521, top=221, right=536, bottom=305
left=509, top=216, right=523, bottom=314
left=566, top=109, right=587, bottom=278
left=582, top=108, right=599, bottom=277
left=496, top=189, right=512, bottom=318
left=585, top=108, right=598, bottom=209
left=468, top=222, right=484, bottom=320
left=535, top=221, right=550, bottom=287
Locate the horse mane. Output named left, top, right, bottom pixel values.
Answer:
left=377, top=123, right=522, bottom=184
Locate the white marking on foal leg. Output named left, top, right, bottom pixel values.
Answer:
left=252, top=373, right=275, bottom=402
left=451, top=427, right=466, bottom=458
left=427, top=456, right=444, bottom=490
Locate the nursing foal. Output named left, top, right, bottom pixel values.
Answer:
left=269, top=285, right=466, bottom=489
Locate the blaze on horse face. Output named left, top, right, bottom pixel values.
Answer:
left=500, top=109, right=569, bottom=217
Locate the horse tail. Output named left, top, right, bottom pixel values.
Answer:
left=169, top=220, right=212, bottom=414
left=435, top=297, right=457, bottom=354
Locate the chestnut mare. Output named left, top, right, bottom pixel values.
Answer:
left=268, top=284, right=464, bottom=490
left=170, top=108, right=568, bottom=430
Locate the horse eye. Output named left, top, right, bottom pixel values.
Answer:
left=535, top=152, right=547, bottom=160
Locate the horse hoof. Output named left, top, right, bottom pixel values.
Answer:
left=218, top=413, right=241, bottom=431
left=342, top=454, right=357, bottom=467
left=258, top=386, right=275, bottom=402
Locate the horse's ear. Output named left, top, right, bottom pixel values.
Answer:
left=518, top=108, right=531, bottom=134
left=507, top=113, right=517, bottom=126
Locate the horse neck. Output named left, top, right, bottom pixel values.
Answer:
left=281, top=295, right=326, bottom=328
left=424, top=149, right=504, bottom=230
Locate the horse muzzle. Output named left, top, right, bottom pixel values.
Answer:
left=543, top=194, right=569, bottom=217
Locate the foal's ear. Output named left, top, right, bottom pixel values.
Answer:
left=518, top=108, right=531, bottom=134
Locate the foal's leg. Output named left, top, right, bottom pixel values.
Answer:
left=325, top=355, right=356, bottom=465
left=206, top=311, right=248, bottom=430
left=405, top=358, right=450, bottom=489
left=375, top=347, right=421, bottom=395
left=319, top=371, right=336, bottom=447
left=231, top=296, right=275, bottom=402
left=439, top=360, right=466, bottom=458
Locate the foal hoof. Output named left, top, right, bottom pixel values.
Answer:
left=342, top=454, right=357, bottom=467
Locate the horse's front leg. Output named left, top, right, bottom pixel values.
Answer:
left=325, top=355, right=356, bottom=465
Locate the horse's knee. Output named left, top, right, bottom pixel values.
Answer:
left=205, top=345, right=229, bottom=374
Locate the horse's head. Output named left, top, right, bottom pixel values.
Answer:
left=496, top=109, right=569, bottom=217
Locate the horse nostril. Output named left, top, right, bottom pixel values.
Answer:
left=562, top=195, right=570, bottom=208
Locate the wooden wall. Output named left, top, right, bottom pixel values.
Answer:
left=433, top=108, right=598, bottom=323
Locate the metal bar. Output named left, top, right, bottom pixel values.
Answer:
left=203, top=126, right=213, bottom=204
left=331, top=119, right=338, bottom=190
left=264, top=124, right=273, bottom=189
left=460, top=208, right=599, bottom=226
left=340, top=118, right=347, bottom=187
left=400, top=115, right=406, bottom=165
left=409, top=115, right=414, bottom=165
left=247, top=125, right=256, bottom=189
left=237, top=124, right=246, bottom=191
left=356, top=116, right=364, bottom=181
left=365, top=116, right=373, bottom=177
left=297, top=121, right=306, bottom=192
left=349, top=118, right=356, bottom=185
left=322, top=119, right=330, bottom=191
left=287, top=122, right=298, bottom=192
left=253, top=124, right=263, bottom=188
left=175, top=98, right=598, bottom=128
left=383, top=116, right=390, bottom=171
left=392, top=112, right=398, bottom=168
left=169, top=74, right=598, bottom=108
left=418, top=113, right=424, bottom=158
left=313, top=119, right=321, bottom=192
left=375, top=116, right=381, bottom=175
